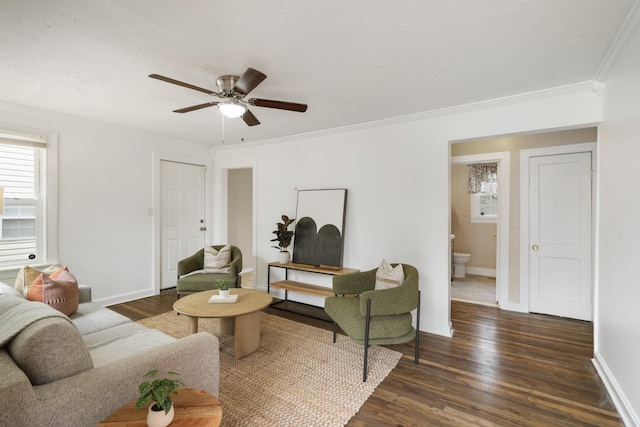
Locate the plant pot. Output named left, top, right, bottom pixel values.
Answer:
left=219, top=289, right=230, bottom=298
left=147, top=403, right=174, bottom=427
left=277, top=250, right=290, bottom=264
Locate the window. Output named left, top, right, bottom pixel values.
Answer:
left=0, top=131, right=47, bottom=268
left=470, top=171, right=498, bottom=222
left=468, top=162, right=498, bottom=223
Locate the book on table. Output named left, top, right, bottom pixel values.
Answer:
left=208, top=294, right=238, bottom=304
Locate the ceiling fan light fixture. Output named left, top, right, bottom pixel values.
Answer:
left=218, top=100, right=246, bottom=118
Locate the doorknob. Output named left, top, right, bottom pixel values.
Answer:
left=531, top=244, right=539, bottom=251
left=200, top=227, right=207, bottom=231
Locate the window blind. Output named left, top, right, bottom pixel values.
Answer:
left=0, top=130, right=45, bottom=267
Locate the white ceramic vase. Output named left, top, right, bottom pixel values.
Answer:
left=277, top=250, right=290, bottom=264
left=219, top=289, right=230, bottom=298
left=147, top=403, right=174, bottom=427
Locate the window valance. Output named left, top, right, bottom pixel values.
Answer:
left=467, top=162, right=497, bottom=194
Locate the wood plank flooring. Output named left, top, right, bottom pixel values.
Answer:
left=108, top=291, right=621, bottom=426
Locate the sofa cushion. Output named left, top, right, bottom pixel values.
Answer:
left=7, top=316, right=93, bottom=385
left=82, top=322, right=148, bottom=349
left=14, top=264, right=59, bottom=296
left=374, top=260, right=405, bottom=290
left=204, top=245, right=231, bottom=273
left=88, top=328, right=175, bottom=367
left=69, top=302, right=132, bottom=335
left=177, top=272, right=238, bottom=294
left=324, top=295, right=414, bottom=343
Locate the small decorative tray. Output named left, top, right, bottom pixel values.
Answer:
left=208, top=294, right=238, bottom=304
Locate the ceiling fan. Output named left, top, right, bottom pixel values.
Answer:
left=149, top=68, right=307, bottom=126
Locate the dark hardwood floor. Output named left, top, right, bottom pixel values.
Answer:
left=109, top=290, right=621, bottom=426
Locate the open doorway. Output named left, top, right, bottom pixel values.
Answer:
left=449, top=127, right=597, bottom=313
left=227, top=168, right=254, bottom=287
left=450, top=152, right=509, bottom=307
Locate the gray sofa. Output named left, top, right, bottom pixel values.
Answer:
left=0, top=281, right=219, bottom=427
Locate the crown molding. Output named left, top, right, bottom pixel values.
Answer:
left=594, top=0, right=640, bottom=81
left=215, top=81, right=600, bottom=150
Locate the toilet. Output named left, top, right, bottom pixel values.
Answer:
left=453, top=252, right=472, bottom=278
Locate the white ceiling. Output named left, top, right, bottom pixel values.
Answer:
left=0, top=0, right=634, bottom=146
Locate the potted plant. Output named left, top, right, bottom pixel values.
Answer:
left=216, top=279, right=230, bottom=298
left=135, top=369, right=184, bottom=427
left=271, top=214, right=295, bottom=264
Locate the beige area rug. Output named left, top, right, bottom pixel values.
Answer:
left=137, top=311, right=401, bottom=427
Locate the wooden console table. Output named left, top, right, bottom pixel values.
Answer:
left=267, top=262, right=359, bottom=308
left=98, top=388, right=222, bottom=426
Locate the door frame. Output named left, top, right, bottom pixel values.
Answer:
left=519, top=142, right=596, bottom=314
left=451, top=151, right=510, bottom=308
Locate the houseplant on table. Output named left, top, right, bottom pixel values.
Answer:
left=216, top=279, right=230, bottom=298
left=271, top=214, right=295, bottom=264
left=135, top=369, right=184, bottom=427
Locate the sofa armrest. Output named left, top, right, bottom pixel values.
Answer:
left=332, top=269, right=376, bottom=295
left=78, top=285, right=92, bottom=303
left=33, top=332, right=220, bottom=426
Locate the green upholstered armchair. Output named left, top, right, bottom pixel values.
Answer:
left=176, top=245, right=242, bottom=297
left=324, top=263, right=420, bottom=382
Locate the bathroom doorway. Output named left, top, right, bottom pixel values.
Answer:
left=450, top=151, right=509, bottom=307
left=450, top=127, right=598, bottom=312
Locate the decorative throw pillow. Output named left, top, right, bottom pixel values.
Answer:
left=26, top=266, right=67, bottom=302
left=41, top=272, right=79, bottom=316
left=204, top=245, right=231, bottom=273
left=14, top=264, right=60, bottom=296
left=26, top=267, right=79, bottom=315
left=374, top=259, right=405, bottom=290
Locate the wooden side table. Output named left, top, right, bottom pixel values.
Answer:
left=99, top=388, right=222, bottom=426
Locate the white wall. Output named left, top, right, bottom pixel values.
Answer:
left=595, top=19, right=640, bottom=426
left=213, top=86, right=602, bottom=337
left=0, top=101, right=212, bottom=304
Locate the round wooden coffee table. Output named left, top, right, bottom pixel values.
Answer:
left=173, top=288, right=272, bottom=359
left=99, top=388, right=221, bottom=426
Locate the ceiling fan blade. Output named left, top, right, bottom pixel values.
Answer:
left=248, top=98, right=308, bottom=112
left=242, top=110, right=261, bottom=126
left=149, top=74, right=216, bottom=95
left=233, top=68, right=267, bottom=96
left=173, top=101, right=219, bottom=113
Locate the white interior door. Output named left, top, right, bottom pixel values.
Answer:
left=160, top=161, right=206, bottom=290
left=529, top=152, right=592, bottom=320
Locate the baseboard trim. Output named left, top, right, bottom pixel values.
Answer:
left=98, top=289, right=154, bottom=307
left=465, top=267, right=496, bottom=277
left=592, top=351, right=639, bottom=427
